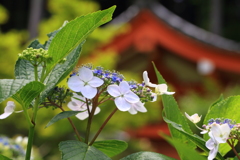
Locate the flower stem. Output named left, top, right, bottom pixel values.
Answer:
left=59, top=107, right=82, bottom=141
left=25, top=125, right=35, bottom=160
left=89, top=108, right=118, bottom=146
left=227, top=139, right=240, bottom=159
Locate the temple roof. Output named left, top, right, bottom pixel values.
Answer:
left=110, top=1, right=240, bottom=53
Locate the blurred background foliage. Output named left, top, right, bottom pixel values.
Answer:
left=0, top=0, right=240, bottom=159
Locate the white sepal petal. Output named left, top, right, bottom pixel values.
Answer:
left=0, top=101, right=15, bottom=119
left=78, top=67, right=93, bottom=81
left=80, top=85, right=97, bottom=99
left=88, top=76, right=104, bottom=87
left=115, top=97, right=131, bottom=111
left=107, top=85, right=121, bottom=97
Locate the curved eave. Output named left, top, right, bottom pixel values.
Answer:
left=101, top=10, right=240, bottom=74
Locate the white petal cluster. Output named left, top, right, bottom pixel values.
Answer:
left=206, top=123, right=231, bottom=160
left=185, top=112, right=201, bottom=124
left=68, top=67, right=104, bottom=99
left=67, top=93, right=100, bottom=120
left=107, top=81, right=140, bottom=111
left=143, top=71, right=175, bottom=95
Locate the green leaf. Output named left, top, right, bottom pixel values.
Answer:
left=93, top=140, right=128, bottom=157
left=46, top=111, right=82, bottom=128
left=39, top=43, right=82, bottom=103
left=163, top=135, right=206, bottom=160
left=59, top=140, right=111, bottom=160
left=0, top=79, right=32, bottom=103
left=163, top=117, right=225, bottom=160
left=0, top=154, right=12, bottom=160
left=12, top=81, right=45, bottom=108
left=120, top=151, right=176, bottom=160
left=203, top=95, right=240, bottom=156
left=46, top=6, right=116, bottom=74
left=152, top=62, right=195, bottom=158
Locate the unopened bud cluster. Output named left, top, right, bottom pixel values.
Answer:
left=18, top=47, right=52, bottom=64
left=46, top=86, right=72, bottom=109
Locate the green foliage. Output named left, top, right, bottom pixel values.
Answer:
left=46, top=5, right=116, bottom=74
left=59, top=140, right=111, bottom=160
left=0, top=154, right=12, bottom=160
left=92, top=140, right=128, bottom=157
left=120, top=151, right=176, bottom=160
left=163, top=135, right=206, bottom=160
left=45, top=111, right=83, bottom=128
left=11, top=81, right=45, bottom=108
left=0, top=79, right=33, bottom=103
left=163, top=117, right=225, bottom=160
left=152, top=63, right=196, bottom=159
left=204, top=95, right=240, bottom=156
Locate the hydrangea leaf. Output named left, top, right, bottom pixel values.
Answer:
left=46, top=6, right=116, bottom=74
left=39, top=43, right=82, bottom=103
left=120, top=151, right=176, bottom=160
left=0, top=79, right=32, bottom=103
left=163, top=135, right=206, bottom=160
left=163, top=116, right=225, bottom=160
left=92, top=140, right=128, bottom=157
left=152, top=62, right=195, bottom=158
left=59, top=140, right=111, bottom=160
left=45, top=111, right=83, bottom=128
left=0, top=154, right=12, bottom=160
left=12, top=81, right=45, bottom=109
left=204, top=95, right=240, bottom=156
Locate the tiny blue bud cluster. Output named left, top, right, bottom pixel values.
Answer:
left=0, top=136, right=25, bottom=157
left=92, top=66, right=124, bottom=84
left=206, top=118, right=236, bottom=129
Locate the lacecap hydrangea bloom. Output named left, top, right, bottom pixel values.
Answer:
left=67, top=65, right=175, bottom=120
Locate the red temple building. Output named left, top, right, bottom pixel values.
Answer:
left=91, top=1, right=240, bottom=159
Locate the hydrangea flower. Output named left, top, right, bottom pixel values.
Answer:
left=67, top=93, right=100, bottom=120
left=128, top=101, right=147, bottom=115
left=185, top=112, right=201, bottom=124
left=68, top=67, right=104, bottom=99
left=0, top=101, right=16, bottom=119
left=206, top=122, right=231, bottom=160
left=143, top=71, right=157, bottom=87
left=155, top=84, right=175, bottom=95
left=107, top=81, right=140, bottom=111
left=143, top=71, right=175, bottom=95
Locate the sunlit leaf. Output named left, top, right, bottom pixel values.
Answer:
left=46, top=6, right=116, bottom=74
left=12, top=81, right=45, bottom=108
left=120, top=151, right=176, bottom=160
left=59, top=140, right=111, bottom=160
left=152, top=62, right=195, bottom=159
left=93, top=140, right=128, bottom=157
left=0, top=79, right=32, bottom=103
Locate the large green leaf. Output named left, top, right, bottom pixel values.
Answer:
left=39, top=43, right=82, bottom=103
left=120, top=151, right=176, bottom=160
left=163, top=135, right=206, bottom=160
left=0, top=154, right=12, bottom=160
left=45, top=111, right=82, bottom=128
left=12, top=81, right=45, bottom=108
left=163, top=117, right=225, bottom=160
left=203, top=95, right=240, bottom=156
left=46, top=6, right=116, bottom=74
left=152, top=63, right=195, bottom=158
left=59, top=140, right=111, bottom=160
left=93, top=140, right=128, bottom=157
left=0, top=79, right=32, bottom=103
